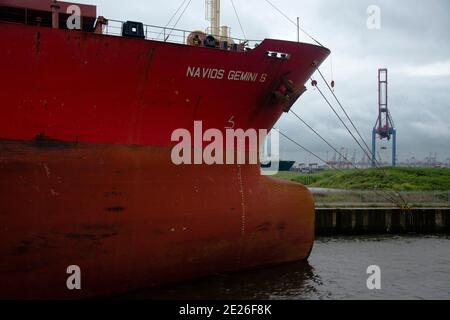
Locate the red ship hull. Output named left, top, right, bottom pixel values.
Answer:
left=0, top=140, right=315, bottom=299
left=0, top=22, right=329, bottom=146
left=0, top=16, right=329, bottom=299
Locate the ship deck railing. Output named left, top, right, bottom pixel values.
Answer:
left=0, top=5, right=261, bottom=48
left=104, top=19, right=261, bottom=49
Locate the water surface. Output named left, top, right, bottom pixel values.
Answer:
left=122, top=235, right=450, bottom=300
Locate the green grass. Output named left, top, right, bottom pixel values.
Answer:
left=275, top=167, right=450, bottom=191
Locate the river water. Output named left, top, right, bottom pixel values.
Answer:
left=123, top=235, right=450, bottom=300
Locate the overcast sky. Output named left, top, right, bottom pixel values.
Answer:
left=72, top=0, right=450, bottom=164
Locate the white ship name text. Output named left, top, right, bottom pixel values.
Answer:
left=186, top=66, right=267, bottom=83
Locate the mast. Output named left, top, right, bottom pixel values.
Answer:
left=206, top=0, right=221, bottom=37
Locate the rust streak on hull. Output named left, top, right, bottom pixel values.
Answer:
left=0, top=140, right=315, bottom=299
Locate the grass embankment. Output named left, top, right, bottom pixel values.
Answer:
left=275, top=167, right=450, bottom=191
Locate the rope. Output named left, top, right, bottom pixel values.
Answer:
left=311, top=78, right=409, bottom=208
left=157, top=0, right=188, bottom=40
left=317, top=68, right=373, bottom=156
left=263, top=0, right=324, bottom=47
left=230, top=0, right=247, bottom=39
left=315, top=84, right=374, bottom=163
left=286, top=113, right=404, bottom=207
left=290, top=110, right=354, bottom=165
left=314, top=69, right=409, bottom=204
left=165, top=0, right=192, bottom=41
left=277, top=129, right=334, bottom=168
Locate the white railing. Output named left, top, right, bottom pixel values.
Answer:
left=103, top=19, right=261, bottom=49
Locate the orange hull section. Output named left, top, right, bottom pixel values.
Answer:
left=0, top=140, right=315, bottom=299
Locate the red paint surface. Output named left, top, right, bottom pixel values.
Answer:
left=0, top=22, right=329, bottom=146
left=0, top=16, right=328, bottom=299
left=0, top=141, right=315, bottom=299
left=0, top=0, right=97, bottom=17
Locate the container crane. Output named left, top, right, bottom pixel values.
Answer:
left=372, top=68, right=397, bottom=167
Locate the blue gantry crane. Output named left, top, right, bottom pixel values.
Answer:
left=372, top=68, right=397, bottom=167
